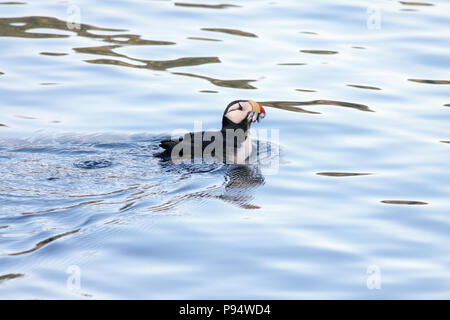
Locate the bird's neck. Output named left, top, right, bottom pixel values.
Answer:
left=221, top=117, right=252, bottom=148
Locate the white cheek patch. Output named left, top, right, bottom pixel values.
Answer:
left=225, top=102, right=252, bottom=124
left=226, top=110, right=246, bottom=123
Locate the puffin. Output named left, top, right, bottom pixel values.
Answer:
left=156, top=99, right=266, bottom=164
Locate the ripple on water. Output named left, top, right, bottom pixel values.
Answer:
left=381, top=200, right=428, bottom=205
left=73, top=159, right=114, bottom=169
left=316, top=172, right=372, bottom=177
left=0, top=273, right=24, bottom=283
left=39, top=52, right=68, bottom=56
left=278, top=63, right=306, bottom=66
left=201, top=28, right=258, bottom=38
left=172, top=72, right=257, bottom=89
left=0, top=2, right=26, bottom=4
left=295, top=89, right=316, bottom=92
left=399, top=1, right=434, bottom=6
left=300, top=50, right=338, bottom=55
left=85, top=56, right=221, bottom=71
left=0, top=16, right=267, bottom=90
left=347, top=84, right=382, bottom=91
left=0, top=134, right=276, bottom=219
left=75, top=44, right=221, bottom=71
left=8, top=229, right=80, bottom=256
left=174, top=2, right=241, bottom=9
left=10, top=146, right=98, bottom=155
left=14, top=115, right=36, bottom=119
left=408, top=79, right=450, bottom=84
left=187, top=37, right=222, bottom=42
left=1, top=0, right=450, bottom=299
left=0, top=16, right=172, bottom=45
left=260, top=100, right=374, bottom=113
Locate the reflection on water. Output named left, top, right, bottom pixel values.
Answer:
left=0, top=133, right=272, bottom=283
left=40, top=52, right=68, bottom=56
left=300, top=50, right=338, bottom=55
left=260, top=100, right=374, bottom=113
left=381, top=200, right=428, bottom=205
left=399, top=1, right=434, bottom=6
left=14, top=115, right=36, bottom=119
left=187, top=37, right=222, bottom=42
left=83, top=52, right=221, bottom=72
left=172, top=72, right=257, bottom=89
left=0, top=2, right=26, bottom=5
left=9, top=229, right=80, bottom=256
left=316, top=172, right=372, bottom=177
left=347, top=84, right=382, bottom=91
left=158, top=162, right=265, bottom=210
left=0, top=16, right=266, bottom=87
left=295, top=89, right=316, bottom=92
left=0, top=16, right=129, bottom=40
left=0, top=273, right=24, bottom=283
left=278, top=63, right=306, bottom=66
left=1, top=0, right=450, bottom=299
left=0, top=132, right=273, bottom=216
left=201, top=28, right=258, bottom=38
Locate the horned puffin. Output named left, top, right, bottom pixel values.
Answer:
left=156, top=99, right=266, bottom=164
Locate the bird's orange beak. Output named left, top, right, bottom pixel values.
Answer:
left=249, top=100, right=266, bottom=115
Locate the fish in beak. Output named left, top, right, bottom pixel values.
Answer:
left=248, top=100, right=266, bottom=123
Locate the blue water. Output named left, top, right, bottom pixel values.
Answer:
left=1, top=0, right=450, bottom=299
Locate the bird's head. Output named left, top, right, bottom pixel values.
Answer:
left=222, top=99, right=266, bottom=131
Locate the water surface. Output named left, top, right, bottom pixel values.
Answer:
left=1, top=0, right=450, bottom=299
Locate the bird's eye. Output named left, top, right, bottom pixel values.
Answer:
left=238, top=103, right=243, bottom=110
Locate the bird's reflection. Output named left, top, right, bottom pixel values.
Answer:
left=221, top=164, right=265, bottom=209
